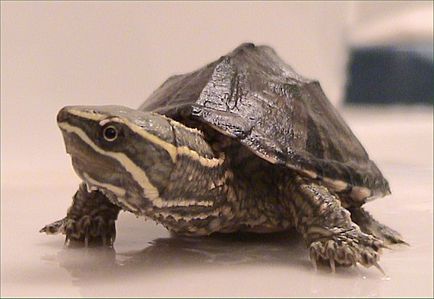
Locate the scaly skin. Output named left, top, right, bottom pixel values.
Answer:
left=41, top=106, right=404, bottom=272
left=41, top=183, right=120, bottom=246
left=285, top=175, right=386, bottom=271
left=41, top=173, right=397, bottom=271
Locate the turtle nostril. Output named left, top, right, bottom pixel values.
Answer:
left=57, top=108, right=68, bottom=123
left=57, top=107, right=70, bottom=123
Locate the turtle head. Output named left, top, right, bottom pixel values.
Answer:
left=57, top=105, right=176, bottom=212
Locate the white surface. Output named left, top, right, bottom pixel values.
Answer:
left=1, top=107, right=433, bottom=297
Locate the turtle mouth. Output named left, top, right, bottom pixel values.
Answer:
left=83, top=180, right=119, bottom=204
left=65, top=138, right=127, bottom=204
left=81, top=171, right=126, bottom=199
left=80, top=171, right=133, bottom=212
left=66, top=145, right=139, bottom=213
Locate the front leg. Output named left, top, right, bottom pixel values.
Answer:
left=288, top=176, right=384, bottom=271
left=40, top=183, right=121, bottom=246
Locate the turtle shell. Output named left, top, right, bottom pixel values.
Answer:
left=140, top=43, right=390, bottom=201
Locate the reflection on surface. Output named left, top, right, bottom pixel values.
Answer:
left=53, top=232, right=306, bottom=275
left=42, top=232, right=385, bottom=296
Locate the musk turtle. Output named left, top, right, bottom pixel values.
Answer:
left=41, top=43, right=405, bottom=271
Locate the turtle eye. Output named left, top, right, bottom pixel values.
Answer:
left=103, top=125, right=118, bottom=142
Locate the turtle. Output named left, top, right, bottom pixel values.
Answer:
left=41, top=43, right=405, bottom=271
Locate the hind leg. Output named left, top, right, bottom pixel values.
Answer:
left=349, top=207, right=407, bottom=245
left=40, top=183, right=121, bottom=246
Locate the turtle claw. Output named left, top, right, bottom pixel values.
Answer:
left=329, top=258, right=336, bottom=273
left=41, top=183, right=120, bottom=247
left=397, top=240, right=410, bottom=247
left=373, top=261, right=386, bottom=276
left=40, top=218, right=66, bottom=234
left=41, top=215, right=116, bottom=247
left=380, top=243, right=392, bottom=250
left=308, top=227, right=383, bottom=272
left=309, top=248, right=318, bottom=271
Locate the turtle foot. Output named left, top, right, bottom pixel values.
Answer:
left=40, top=215, right=116, bottom=247
left=40, top=183, right=121, bottom=247
left=308, top=226, right=385, bottom=272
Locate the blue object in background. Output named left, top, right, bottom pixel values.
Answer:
left=345, top=45, right=433, bottom=105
